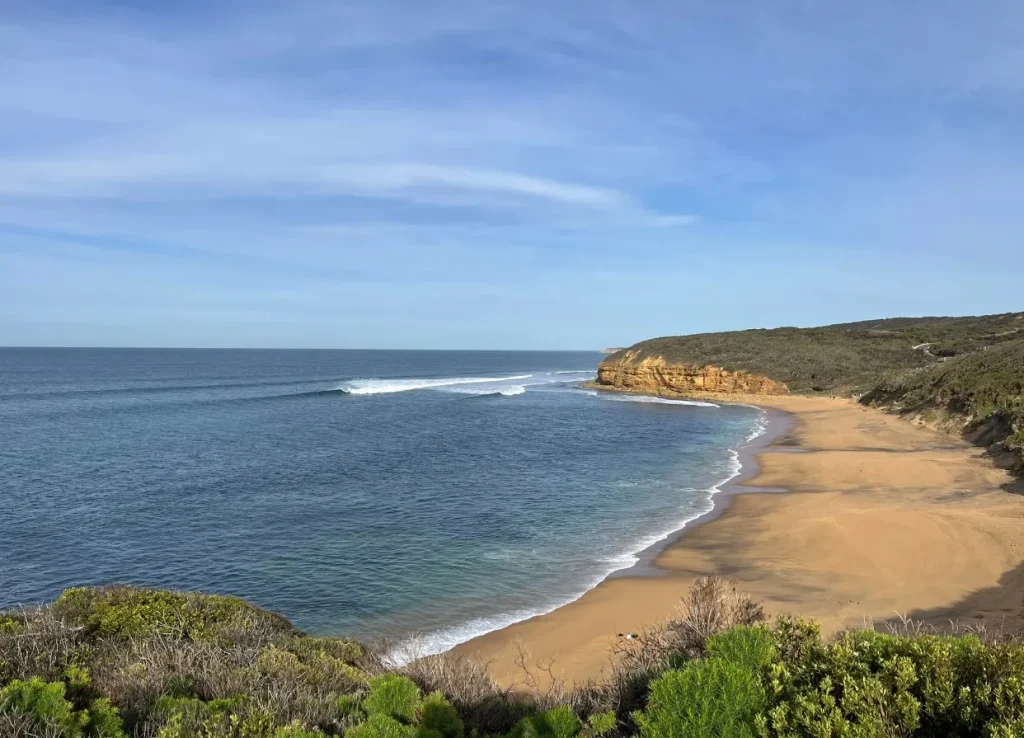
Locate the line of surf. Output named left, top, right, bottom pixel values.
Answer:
left=602, top=394, right=719, bottom=408
left=337, top=374, right=533, bottom=395
left=6, top=376, right=347, bottom=401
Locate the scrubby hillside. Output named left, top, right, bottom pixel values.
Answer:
left=603, top=312, right=1024, bottom=394
left=599, top=312, right=1024, bottom=472
left=5, top=583, right=1024, bottom=737
left=862, top=339, right=1024, bottom=473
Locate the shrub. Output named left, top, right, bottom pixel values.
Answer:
left=604, top=577, right=766, bottom=724
left=707, top=627, right=776, bottom=671
left=759, top=622, right=1024, bottom=738
left=671, top=576, right=766, bottom=660
left=365, top=675, right=422, bottom=724
left=0, top=677, right=126, bottom=737
left=254, top=642, right=367, bottom=692
left=419, top=692, right=464, bottom=738
left=394, top=648, right=526, bottom=735
left=53, top=587, right=294, bottom=645
left=0, top=678, right=87, bottom=736
left=508, top=705, right=583, bottom=738
left=633, top=657, right=766, bottom=738
left=151, top=695, right=279, bottom=738
left=345, top=713, right=413, bottom=738
left=0, top=606, right=88, bottom=685
left=0, top=616, right=23, bottom=636
left=85, top=699, right=127, bottom=738
left=584, top=711, right=617, bottom=737
left=275, top=723, right=329, bottom=738
left=13, top=580, right=1024, bottom=738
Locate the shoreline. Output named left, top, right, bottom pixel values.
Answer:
left=453, top=391, right=1024, bottom=686
left=618, top=404, right=794, bottom=578
left=394, top=390, right=777, bottom=663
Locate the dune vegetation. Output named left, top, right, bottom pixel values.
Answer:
left=861, top=338, right=1024, bottom=473
left=4, top=581, right=1024, bottom=737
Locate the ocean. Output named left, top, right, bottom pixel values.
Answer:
left=0, top=348, right=764, bottom=657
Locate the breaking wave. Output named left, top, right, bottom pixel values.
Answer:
left=603, top=395, right=719, bottom=408
left=447, top=385, right=527, bottom=397
left=337, top=375, right=533, bottom=395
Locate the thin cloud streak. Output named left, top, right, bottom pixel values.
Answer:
left=0, top=0, right=1022, bottom=348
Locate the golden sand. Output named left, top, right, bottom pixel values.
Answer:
left=453, top=395, right=1024, bottom=686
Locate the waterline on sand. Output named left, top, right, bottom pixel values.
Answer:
left=389, top=405, right=771, bottom=665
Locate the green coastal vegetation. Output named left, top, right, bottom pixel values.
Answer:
left=5, top=581, right=1024, bottom=737
left=606, top=311, right=1024, bottom=472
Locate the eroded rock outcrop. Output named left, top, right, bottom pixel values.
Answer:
left=596, top=353, right=787, bottom=395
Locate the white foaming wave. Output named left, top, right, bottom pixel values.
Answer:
left=338, top=374, right=532, bottom=395
left=605, top=394, right=719, bottom=408
left=388, top=606, right=556, bottom=666
left=444, top=384, right=527, bottom=397
left=744, top=409, right=770, bottom=443
left=554, top=370, right=597, bottom=375
left=599, top=448, right=743, bottom=573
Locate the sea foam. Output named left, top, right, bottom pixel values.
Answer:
left=604, top=394, right=719, bottom=408
left=338, top=374, right=533, bottom=395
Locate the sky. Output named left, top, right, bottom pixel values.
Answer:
left=1, top=1, right=1023, bottom=349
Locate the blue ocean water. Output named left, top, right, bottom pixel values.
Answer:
left=0, top=349, right=764, bottom=655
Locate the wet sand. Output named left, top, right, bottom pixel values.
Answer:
left=453, top=395, right=1024, bottom=686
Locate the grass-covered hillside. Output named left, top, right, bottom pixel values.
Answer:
left=5, top=581, right=1024, bottom=737
left=607, top=312, right=1024, bottom=394
left=606, top=312, right=1024, bottom=472
left=862, top=338, right=1024, bottom=473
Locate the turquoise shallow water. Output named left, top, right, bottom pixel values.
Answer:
left=0, top=348, right=764, bottom=655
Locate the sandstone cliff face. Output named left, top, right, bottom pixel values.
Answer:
left=597, top=353, right=787, bottom=395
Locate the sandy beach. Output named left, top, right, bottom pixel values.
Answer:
left=454, top=394, right=1024, bottom=687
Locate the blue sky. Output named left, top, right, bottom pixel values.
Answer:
left=2, top=1, right=1022, bottom=349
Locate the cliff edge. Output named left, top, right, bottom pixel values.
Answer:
left=595, top=312, right=1023, bottom=473
left=595, top=352, right=787, bottom=395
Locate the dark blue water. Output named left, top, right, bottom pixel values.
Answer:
left=0, top=349, right=763, bottom=655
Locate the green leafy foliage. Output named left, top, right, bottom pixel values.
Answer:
left=707, top=626, right=777, bottom=670
left=346, top=713, right=415, bottom=738
left=629, top=628, right=777, bottom=738
left=0, top=616, right=22, bottom=635
left=152, top=695, right=277, bottom=738
left=419, top=692, right=464, bottom=738
left=0, top=676, right=126, bottom=737
left=508, top=705, right=584, bottom=738
left=585, top=711, right=617, bottom=737
left=86, top=698, right=128, bottom=738
left=365, top=675, right=423, bottom=724
left=9, top=584, right=1024, bottom=738
left=0, top=677, right=87, bottom=735
left=53, top=586, right=294, bottom=643
left=761, top=620, right=1024, bottom=738
left=634, top=658, right=767, bottom=738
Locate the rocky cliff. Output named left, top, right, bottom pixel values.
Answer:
left=595, top=352, right=788, bottom=396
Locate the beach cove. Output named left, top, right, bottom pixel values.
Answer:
left=455, top=393, right=1024, bottom=686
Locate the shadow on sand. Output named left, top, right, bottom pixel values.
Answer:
left=899, top=560, right=1024, bottom=635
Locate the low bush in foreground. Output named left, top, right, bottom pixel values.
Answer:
left=3, top=581, right=1023, bottom=737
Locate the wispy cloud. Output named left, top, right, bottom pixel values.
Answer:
left=1, top=0, right=1022, bottom=347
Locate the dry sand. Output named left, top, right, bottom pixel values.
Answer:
left=453, top=395, right=1024, bottom=687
